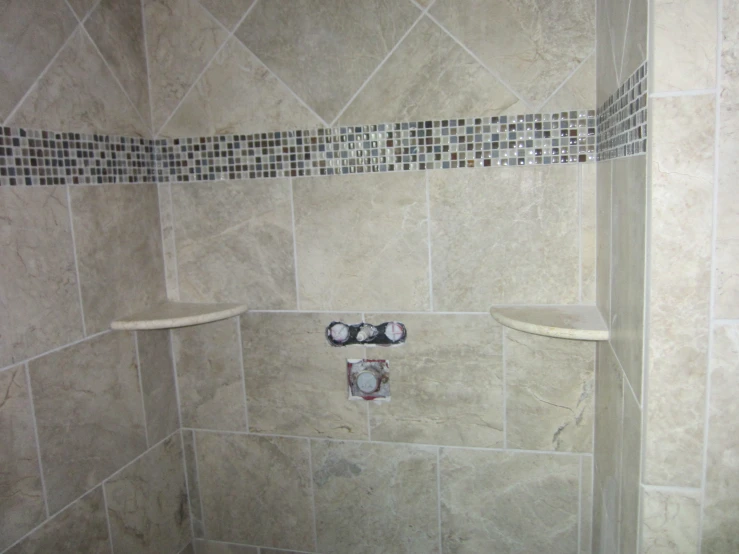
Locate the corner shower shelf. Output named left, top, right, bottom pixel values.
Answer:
left=110, top=302, right=248, bottom=331
left=490, top=305, right=609, bottom=341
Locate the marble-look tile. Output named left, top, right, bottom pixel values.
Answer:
left=194, top=540, right=257, bottom=554
left=652, top=0, right=717, bottom=92
left=172, top=179, right=296, bottom=309
left=294, top=172, right=429, bottom=311
left=430, top=0, right=595, bottom=108
left=181, top=544, right=195, bottom=554
left=440, top=449, right=580, bottom=554
left=28, top=332, right=147, bottom=513
left=596, top=0, right=618, bottom=105
left=702, top=324, right=739, bottom=552
left=67, top=0, right=98, bottom=19
left=137, top=330, right=179, bottom=444
left=581, top=457, right=593, bottom=554
left=241, top=312, right=367, bottom=439
left=541, top=52, right=596, bottom=113
left=70, top=184, right=166, bottom=335
left=596, top=161, right=612, bottom=320
left=158, top=182, right=180, bottom=301
left=505, top=329, right=594, bottom=452
left=183, top=430, right=204, bottom=537
left=619, top=387, right=641, bottom=554
left=199, top=0, right=255, bottom=30
left=610, top=155, right=647, bottom=400
left=369, top=314, right=503, bottom=447
left=594, top=343, right=623, bottom=506
left=593, top=463, right=619, bottom=554
left=581, top=162, right=597, bottom=303
left=6, top=487, right=110, bottom=554
left=105, top=434, right=190, bottom=554
left=172, top=318, right=246, bottom=431
left=604, top=0, right=630, bottom=84
left=236, top=0, right=420, bottom=123
left=0, top=0, right=77, bottom=122
left=160, top=37, right=320, bottom=138
left=260, top=550, right=303, bottom=554
left=429, top=165, right=579, bottom=310
left=645, top=96, right=714, bottom=487
left=620, top=0, right=648, bottom=83
left=0, top=186, right=83, bottom=368
left=85, top=0, right=151, bottom=128
left=196, top=432, right=314, bottom=551
left=9, top=28, right=149, bottom=137
left=641, top=488, right=701, bottom=553
left=338, top=17, right=523, bottom=125
left=0, top=365, right=45, bottom=552
left=312, top=440, right=439, bottom=554
left=144, top=0, right=229, bottom=132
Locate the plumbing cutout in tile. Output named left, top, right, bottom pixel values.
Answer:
left=347, top=359, right=390, bottom=401
left=327, top=321, right=406, bottom=347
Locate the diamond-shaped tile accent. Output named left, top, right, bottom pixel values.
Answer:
left=199, top=0, right=255, bottom=30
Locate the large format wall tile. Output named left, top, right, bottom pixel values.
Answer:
left=183, top=430, right=205, bottom=537
left=596, top=0, right=618, bottom=104
left=172, top=179, right=296, bottom=309
left=620, top=0, right=648, bottom=83
left=430, top=0, right=594, bottom=108
left=172, top=318, right=247, bottom=431
left=596, top=161, right=612, bottom=319
left=199, top=0, right=255, bottom=30
left=339, top=17, right=523, bottom=125
left=161, top=38, right=320, bottom=138
left=429, top=165, right=579, bottom=310
left=505, top=329, right=594, bottom=452
left=28, top=332, right=147, bottom=513
left=581, top=162, right=597, bottom=303
left=0, top=186, right=83, bottom=367
left=369, top=314, right=503, bottom=447
left=241, top=312, right=367, bottom=439
left=619, top=387, right=641, bottom=554
left=0, top=365, right=46, bottom=552
left=8, top=28, right=149, bottom=137
left=645, top=96, right=714, bottom=487
left=137, top=330, right=179, bottom=444
left=581, top=458, right=593, bottom=554
left=105, top=434, right=190, bottom=554
left=6, top=487, right=110, bottom=554
left=294, top=172, right=430, bottom=311
left=70, top=184, right=166, bottom=335
left=67, top=0, right=97, bottom=19
left=440, top=449, right=580, bottom=554
left=642, top=488, right=701, bottom=552
left=196, top=432, right=315, bottom=551
left=194, top=540, right=258, bottom=554
left=236, top=0, right=420, bottom=123
left=144, top=0, right=229, bottom=131
left=312, top=441, right=439, bottom=554
left=702, top=324, right=739, bottom=552
left=0, top=0, right=77, bottom=123
left=541, top=52, right=596, bottom=113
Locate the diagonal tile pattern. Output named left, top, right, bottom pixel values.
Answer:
left=199, top=0, right=256, bottom=30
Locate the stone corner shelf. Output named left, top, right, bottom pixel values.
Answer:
left=490, top=305, right=609, bottom=341
left=110, top=302, right=248, bottom=331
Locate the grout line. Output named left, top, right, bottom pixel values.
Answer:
left=191, top=431, right=207, bottom=539
left=617, top=0, right=634, bottom=84
left=141, top=0, right=155, bottom=137
left=166, top=182, right=181, bottom=300
left=366, top=401, right=371, bottom=441
left=0, top=330, right=111, bottom=375
left=179, top=430, right=197, bottom=545
left=425, top=170, right=434, bottom=311
left=188, top=539, right=314, bottom=554
left=66, top=184, right=88, bottom=337
left=235, top=316, right=250, bottom=432
left=101, top=483, right=116, bottom=554
left=714, top=318, right=739, bottom=325
left=133, top=332, right=150, bottom=448
left=289, top=177, right=301, bottom=309
left=642, top=484, right=703, bottom=494
left=609, top=338, right=641, bottom=411
left=169, top=329, right=184, bottom=430
left=157, top=183, right=176, bottom=301
left=502, top=326, right=507, bottom=449
left=650, top=89, right=717, bottom=98
left=536, top=50, right=595, bottom=112
left=578, top=163, right=584, bottom=303
left=615, top=350, right=625, bottom=554
left=23, top=362, right=50, bottom=519
left=578, top=455, right=583, bottom=554
left=307, top=438, right=318, bottom=552
left=436, top=447, right=443, bottom=554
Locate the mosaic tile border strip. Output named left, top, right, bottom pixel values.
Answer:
left=596, top=62, right=648, bottom=160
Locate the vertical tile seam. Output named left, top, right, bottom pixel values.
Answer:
left=502, top=326, right=508, bottom=449
left=23, top=362, right=50, bottom=519
left=133, top=332, right=150, bottom=448
left=307, top=438, right=318, bottom=553
left=617, top=0, right=635, bottom=84
left=101, top=482, right=116, bottom=554
left=436, top=447, right=443, bottom=554
left=66, top=184, right=88, bottom=337
left=235, top=316, right=250, bottom=432
left=578, top=454, right=583, bottom=554
left=141, top=0, right=155, bottom=137
left=169, top=329, right=184, bottom=430
left=289, top=177, right=301, bottom=310
left=179, top=429, right=197, bottom=545
left=578, top=164, right=584, bottom=303
left=167, top=182, right=181, bottom=300
left=425, top=170, right=434, bottom=311
left=157, top=184, right=174, bottom=300
left=191, top=430, right=207, bottom=539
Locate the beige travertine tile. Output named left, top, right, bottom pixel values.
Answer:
left=440, top=449, right=579, bottom=554
left=182, top=430, right=204, bottom=537
left=581, top=457, right=593, bottom=554
left=28, top=332, right=147, bottom=513
left=652, top=0, right=717, bottom=92
left=0, top=186, right=83, bottom=367
left=610, top=155, right=647, bottom=400
left=430, top=0, right=594, bottom=108
left=236, top=0, right=420, bottom=123
left=642, top=488, right=701, bottom=553
left=620, top=0, right=648, bottom=82
left=196, top=432, right=314, bottom=551
left=85, top=0, right=151, bottom=128
left=172, top=318, right=246, bottom=431
left=596, top=161, right=612, bottom=320
left=541, top=52, right=596, bottom=113
left=70, top=184, right=166, bottom=335
left=136, top=330, right=178, bottom=444
left=158, top=182, right=180, bottom=301
left=429, top=165, right=579, bottom=310
left=294, top=172, right=429, bottom=311
left=105, top=434, right=190, bottom=554
left=199, top=0, right=255, bottom=30
left=241, top=312, right=367, bottom=439
left=702, top=324, right=739, bottom=552
left=645, top=95, right=714, bottom=487
left=581, top=162, right=597, bottom=303
left=194, top=540, right=258, bottom=554
left=338, top=17, right=523, bottom=125
left=172, top=179, right=296, bottom=309
left=67, top=0, right=98, bottom=19
left=596, top=0, right=619, bottom=104
left=0, top=365, right=45, bottom=552
left=6, top=487, right=110, bottom=554
left=312, top=440, right=439, bottom=554
left=0, top=0, right=77, bottom=123
left=369, top=314, right=503, bottom=447
left=144, top=0, right=229, bottom=131
left=619, top=387, right=641, bottom=554
left=505, top=329, right=594, bottom=452
left=594, top=343, right=623, bottom=502
left=8, top=28, right=149, bottom=137
left=160, top=37, right=320, bottom=138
